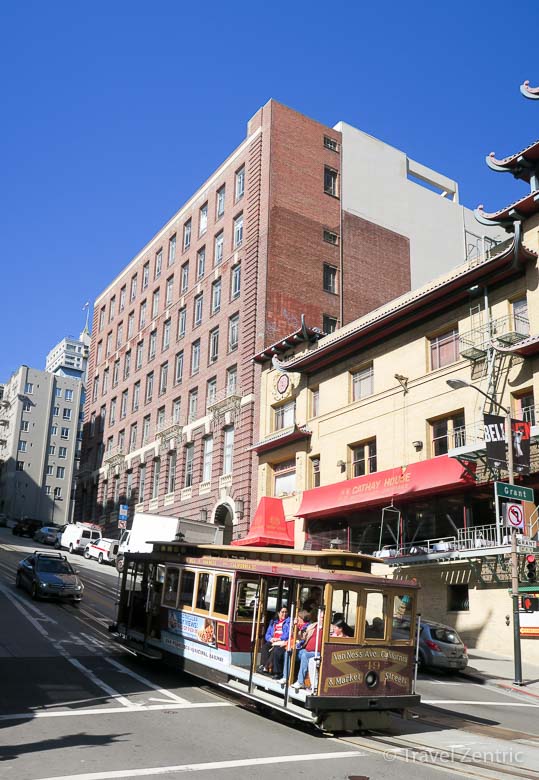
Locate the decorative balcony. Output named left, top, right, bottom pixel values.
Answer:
left=459, top=314, right=530, bottom=360
left=103, top=444, right=126, bottom=468
left=156, top=417, right=182, bottom=449
left=207, top=386, right=243, bottom=424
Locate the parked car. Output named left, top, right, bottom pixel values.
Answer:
left=84, top=537, right=119, bottom=564
left=12, top=519, right=43, bottom=537
left=418, top=619, right=468, bottom=672
left=34, top=525, right=63, bottom=545
left=15, top=551, right=84, bottom=603
left=59, top=523, right=102, bottom=554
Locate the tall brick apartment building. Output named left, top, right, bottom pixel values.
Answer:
left=75, top=99, right=501, bottom=542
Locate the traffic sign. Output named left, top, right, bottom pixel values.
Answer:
left=506, top=502, right=525, bottom=529
left=118, top=503, right=129, bottom=520
left=495, top=482, right=534, bottom=503
left=118, top=519, right=127, bottom=530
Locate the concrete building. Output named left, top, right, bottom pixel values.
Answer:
left=75, top=99, right=501, bottom=542
left=0, top=366, right=84, bottom=525
left=45, top=327, right=91, bottom=381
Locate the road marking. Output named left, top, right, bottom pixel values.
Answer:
left=67, top=657, right=136, bottom=709
left=0, top=701, right=234, bottom=721
left=0, top=583, right=56, bottom=635
left=423, top=699, right=539, bottom=706
left=33, top=751, right=365, bottom=780
left=104, top=657, right=190, bottom=703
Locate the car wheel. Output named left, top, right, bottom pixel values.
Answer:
left=84, top=548, right=90, bottom=559
left=98, top=553, right=104, bottom=564
left=31, top=583, right=39, bottom=601
left=15, top=572, right=22, bottom=589
left=418, top=653, right=426, bottom=672
left=69, top=543, right=74, bottom=554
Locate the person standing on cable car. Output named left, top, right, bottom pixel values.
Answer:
left=258, top=607, right=290, bottom=680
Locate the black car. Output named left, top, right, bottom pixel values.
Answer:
left=15, top=551, right=84, bottom=602
left=12, top=519, right=43, bottom=537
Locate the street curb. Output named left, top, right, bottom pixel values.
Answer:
left=459, top=668, right=539, bottom=699
left=494, top=681, right=539, bottom=699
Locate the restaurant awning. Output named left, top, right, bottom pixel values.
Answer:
left=232, top=496, right=295, bottom=547
left=296, top=456, right=476, bottom=520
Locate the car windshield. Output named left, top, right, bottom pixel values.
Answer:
left=36, top=559, right=74, bottom=575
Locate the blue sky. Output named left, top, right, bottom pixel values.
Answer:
left=1, top=1, right=537, bottom=379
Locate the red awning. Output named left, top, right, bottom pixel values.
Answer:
left=296, top=456, right=476, bottom=520
left=232, top=496, right=294, bottom=547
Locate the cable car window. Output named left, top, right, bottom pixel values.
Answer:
left=235, top=579, right=258, bottom=621
left=213, top=575, right=232, bottom=616
left=391, top=593, right=413, bottom=640
left=178, top=569, right=195, bottom=610
left=299, top=583, right=323, bottom=613
left=365, top=591, right=386, bottom=639
left=196, top=573, right=213, bottom=611
left=163, top=567, right=180, bottom=607
left=329, top=587, right=357, bottom=640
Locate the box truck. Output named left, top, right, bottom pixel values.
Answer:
left=116, top=512, right=222, bottom=571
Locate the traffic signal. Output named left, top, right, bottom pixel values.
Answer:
left=525, top=554, right=537, bottom=583
left=521, top=596, right=539, bottom=613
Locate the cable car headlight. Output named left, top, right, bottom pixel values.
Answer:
left=365, top=671, right=379, bottom=688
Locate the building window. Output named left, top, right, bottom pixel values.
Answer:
left=448, top=584, right=469, bottom=612
left=323, top=314, right=337, bottom=333
left=130, top=274, right=138, bottom=301
left=184, top=444, right=194, bottom=487
left=323, top=229, right=338, bottom=245
left=136, top=341, right=144, bottom=370
left=191, top=339, right=201, bottom=375
left=515, top=390, right=536, bottom=427
left=129, top=423, right=138, bottom=451
left=351, top=439, right=377, bottom=477
left=209, top=327, right=219, bottom=363
left=142, top=415, right=151, bottom=444
left=197, top=246, right=206, bottom=279
left=194, top=293, right=203, bottom=327
left=274, top=459, right=296, bottom=497
left=216, top=185, right=226, bottom=218
left=199, top=203, right=208, bottom=236
left=112, top=360, right=120, bottom=387
left=20, top=420, right=29, bottom=432
left=175, top=350, right=184, bottom=384
left=23, top=400, right=32, bottom=412
left=53, top=406, right=59, bottom=417
left=145, top=372, right=154, bottom=403
left=231, top=264, right=241, bottom=299
left=62, top=408, right=72, bottom=421
left=148, top=330, right=157, bottom=361
left=324, top=166, right=338, bottom=196
left=183, top=218, right=192, bottom=250
left=152, top=289, right=160, bottom=320
left=98, top=307, right=105, bottom=331
left=51, top=424, right=58, bottom=435
left=127, top=311, right=135, bottom=339
left=18, top=440, right=27, bottom=452
left=54, top=487, right=62, bottom=499
left=235, top=166, right=245, bottom=201
left=156, top=406, right=166, bottom=430
left=139, top=299, right=147, bottom=330
left=214, top=231, right=224, bottom=265
left=159, top=362, right=168, bottom=395
left=223, top=426, right=234, bottom=474
left=155, top=249, right=162, bottom=279
left=162, top=319, right=171, bottom=351
left=352, top=364, right=373, bottom=401
left=142, top=262, right=150, bottom=290
left=233, top=214, right=243, bottom=248
left=139, top=463, right=146, bottom=501
left=25, top=382, right=34, bottom=394
left=46, top=465, right=53, bottom=475
left=228, top=314, right=239, bottom=351
left=172, top=398, right=181, bottom=423
left=430, top=412, right=465, bottom=456
left=323, top=135, right=339, bottom=152
left=226, top=365, right=237, bottom=396
left=211, top=278, right=222, bottom=313
left=96, top=341, right=103, bottom=365
left=109, top=296, right=116, bottom=322
left=177, top=307, right=186, bottom=339
left=167, top=450, right=177, bottom=494
left=168, top=234, right=176, bottom=266
left=105, top=333, right=112, bottom=357
left=430, top=327, right=459, bottom=370
left=311, top=388, right=319, bottom=417
left=274, top=400, right=295, bottom=430
left=121, top=389, right=128, bottom=419
left=188, top=388, right=198, bottom=421
left=323, top=263, right=337, bottom=294
left=58, top=446, right=67, bottom=458
left=202, top=436, right=213, bottom=482
left=206, top=377, right=217, bottom=408
left=512, top=296, right=529, bottom=335
left=48, top=445, right=55, bottom=455
left=165, top=276, right=174, bottom=307
left=56, top=466, right=65, bottom=479
left=60, top=427, right=70, bottom=440
left=180, top=262, right=189, bottom=294
left=151, top=458, right=161, bottom=499
left=310, top=456, right=320, bottom=488
left=109, top=398, right=117, bottom=425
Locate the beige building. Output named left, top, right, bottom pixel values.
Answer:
left=251, top=214, right=539, bottom=662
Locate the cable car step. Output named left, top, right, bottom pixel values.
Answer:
left=222, top=678, right=313, bottom=722
left=117, top=638, right=163, bottom=660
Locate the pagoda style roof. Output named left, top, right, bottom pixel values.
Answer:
left=253, top=315, right=325, bottom=363
left=521, top=81, right=539, bottom=100
left=486, top=139, right=539, bottom=182
left=475, top=190, right=539, bottom=227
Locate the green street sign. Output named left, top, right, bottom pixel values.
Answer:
left=495, top=482, right=534, bottom=503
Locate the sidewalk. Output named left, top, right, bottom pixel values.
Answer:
left=460, top=648, right=539, bottom=699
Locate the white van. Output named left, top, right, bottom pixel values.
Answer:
left=60, top=523, right=102, bottom=554
left=84, top=537, right=118, bottom=565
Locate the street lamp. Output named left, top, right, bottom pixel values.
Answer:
left=447, top=378, right=523, bottom=685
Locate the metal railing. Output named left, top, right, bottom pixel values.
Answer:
left=459, top=314, right=530, bottom=358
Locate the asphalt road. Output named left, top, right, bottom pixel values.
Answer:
left=1, top=528, right=538, bottom=780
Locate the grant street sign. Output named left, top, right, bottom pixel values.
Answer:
left=495, top=482, right=534, bottom=503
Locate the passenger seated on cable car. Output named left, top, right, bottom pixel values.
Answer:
left=330, top=618, right=354, bottom=637
left=365, top=617, right=384, bottom=638
left=302, top=586, right=322, bottom=613
left=258, top=607, right=290, bottom=680
left=292, top=611, right=322, bottom=691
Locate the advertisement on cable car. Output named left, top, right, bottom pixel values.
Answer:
left=163, top=610, right=230, bottom=665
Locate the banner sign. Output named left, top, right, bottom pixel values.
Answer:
left=483, top=415, right=530, bottom=473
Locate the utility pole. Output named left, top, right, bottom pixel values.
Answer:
left=506, top=412, right=523, bottom=685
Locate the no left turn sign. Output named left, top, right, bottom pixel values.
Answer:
left=506, top=502, right=525, bottom=529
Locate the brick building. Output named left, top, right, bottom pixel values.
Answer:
left=75, top=99, right=501, bottom=541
